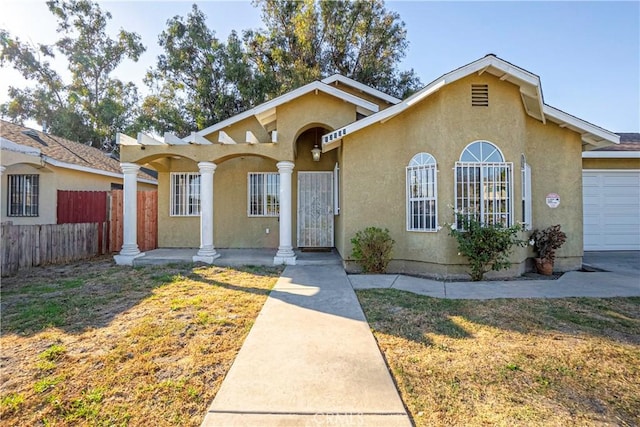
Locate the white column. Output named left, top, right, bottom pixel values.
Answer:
left=274, top=161, right=296, bottom=265
left=193, top=162, right=220, bottom=264
left=0, top=166, right=6, bottom=175
left=114, top=163, right=144, bottom=265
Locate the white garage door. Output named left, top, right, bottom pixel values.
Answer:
left=583, top=170, right=640, bottom=250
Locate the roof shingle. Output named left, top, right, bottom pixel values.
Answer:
left=0, top=120, right=156, bottom=181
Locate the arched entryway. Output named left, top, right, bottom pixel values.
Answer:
left=294, top=126, right=337, bottom=249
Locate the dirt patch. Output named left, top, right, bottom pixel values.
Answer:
left=357, top=290, right=640, bottom=426
left=0, top=257, right=283, bottom=426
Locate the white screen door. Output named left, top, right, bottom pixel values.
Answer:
left=297, top=172, right=334, bottom=247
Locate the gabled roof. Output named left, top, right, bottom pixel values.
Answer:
left=188, top=80, right=381, bottom=142
left=321, top=74, right=401, bottom=105
left=582, top=132, right=640, bottom=159
left=0, top=120, right=157, bottom=183
left=322, top=54, right=620, bottom=151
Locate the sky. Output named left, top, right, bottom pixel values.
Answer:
left=0, top=0, right=638, bottom=132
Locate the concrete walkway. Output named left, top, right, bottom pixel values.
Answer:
left=349, top=269, right=640, bottom=299
left=201, top=265, right=411, bottom=427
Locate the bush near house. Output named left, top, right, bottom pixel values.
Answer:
left=449, top=214, right=527, bottom=281
left=350, top=227, right=395, bottom=273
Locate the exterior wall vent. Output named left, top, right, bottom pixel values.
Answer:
left=471, top=84, right=489, bottom=107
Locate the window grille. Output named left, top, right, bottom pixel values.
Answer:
left=7, top=174, right=39, bottom=217
left=455, top=141, right=513, bottom=227
left=248, top=172, right=279, bottom=217
left=406, top=153, right=438, bottom=231
left=521, top=155, right=532, bottom=229
left=471, top=84, right=489, bottom=106
left=170, top=173, right=201, bottom=216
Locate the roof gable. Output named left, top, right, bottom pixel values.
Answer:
left=188, top=80, right=380, bottom=143
left=322, top=55, right=619, bottom=151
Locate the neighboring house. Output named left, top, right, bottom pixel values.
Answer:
left=115, top=54, right=620, bottom=277
left=582, top=133, right=640, bottom=251
left=1, top=120, right=157, bottom=225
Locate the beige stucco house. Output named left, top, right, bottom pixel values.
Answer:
left=1, top=120, right=157, bottom=225
left=582, top=133, right=640, bottom=251
left=115, top=54, right=620, bottom=276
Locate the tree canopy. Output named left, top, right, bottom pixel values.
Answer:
left=0, top=0, right=145, bottom=150
left=2, top=0, right=421, bottom=144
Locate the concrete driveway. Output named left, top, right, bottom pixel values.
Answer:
left=583, top=251, right=640, bottom=277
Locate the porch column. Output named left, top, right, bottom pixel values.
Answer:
left=274, top=161, right=296, bottom=265
left=193, top=161, right=220, bottom=264
left=114, top=163, right=144, bottom=265
left=0, top=166, right=5, bottom=175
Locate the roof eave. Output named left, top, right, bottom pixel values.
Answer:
left=44, top=156, right=157, bottom=184
left=542, top=105, right=620, bottom=149
left=193, top=81, right=379, bottom=139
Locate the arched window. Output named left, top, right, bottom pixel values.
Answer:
left=406, top=153, right=438, bottom=231
left=455, top=141, right=513, bottom=226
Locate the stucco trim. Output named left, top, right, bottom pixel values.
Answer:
left=322, top=54, right=619, bottom=151
left=191, top=81, right=380, bottom=140
left=1, top=137, right=41, bottom=156
left=581, top=168, right=640, bottom=172
left=321, top=74, right=401, bottom=105
left=582, top=151, right=640, bottom=159
left=44, top=156, right=158, bottom=185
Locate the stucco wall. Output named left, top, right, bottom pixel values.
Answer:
left=582, top=158, right=640, bottom=170
left=156, top=138, right=339, bottom=249
left=1, top=162, right=155, bottom=225
left=133, top=91, right=351, bottom=249
left=338, top=73, right=584, bottom=276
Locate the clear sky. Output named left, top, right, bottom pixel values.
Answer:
left=1, top=0, right=638, bottom=132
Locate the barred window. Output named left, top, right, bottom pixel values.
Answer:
left=170, top=173, right=201, bottom=216
left=455, top=141, right=513, bottom=227
left=406, top=153, right=438, bottom=231
left=521, top=154, right=532, bottom=230
left=248, top=173, right=279, bottom=217
left=7, top=174, right=39, bottom=217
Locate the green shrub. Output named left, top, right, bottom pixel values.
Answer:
left=350, top=227, right=395, bottom=273
left=449, top=214, right=527, bottom=281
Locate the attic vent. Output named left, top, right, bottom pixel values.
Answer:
left=471, top=84, right=489, bottom=107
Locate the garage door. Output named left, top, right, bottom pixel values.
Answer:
left=583, top=170, right=640, bottom=250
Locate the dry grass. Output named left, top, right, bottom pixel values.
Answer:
left=357, top=289, right=640, bottom=427
left=0, top=257, right=283, bottom=426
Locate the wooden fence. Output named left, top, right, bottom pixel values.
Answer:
left=57, top=190, right=108, bottom=224
left=1, top=190, right=158, bottom=276
left=1, top=222, right=108, bottom=277
left=109, top=190, right=158, bottom=253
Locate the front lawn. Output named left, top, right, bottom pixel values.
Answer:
left=0, top=258, right=283, bottom=426
left=357, top=289, right=640, bottom=426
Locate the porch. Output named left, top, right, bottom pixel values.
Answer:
left=131, top=248, right=343, bottom=267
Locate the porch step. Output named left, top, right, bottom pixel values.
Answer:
left=129, top=248, right=343, bottom=268
left=295, top=249, right=343, bottom=266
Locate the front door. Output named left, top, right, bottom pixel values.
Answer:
left=297, top=172, right=334, bottom=248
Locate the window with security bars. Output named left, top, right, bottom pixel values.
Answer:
left=521, top=154, right=532, bottom=230
left=406, top=153, right=438, bottom=231
left=7, top=174, right=39, bottom=217
left=170, top=173, right=201, bottom=216
left=248, top=173, right=279, bottom=217
left=455, top=141, right=513, bottom=227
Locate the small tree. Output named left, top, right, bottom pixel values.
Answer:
left=350, top=227, right=394, bottom=273
left=449, top=214, right=527, bottom=281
